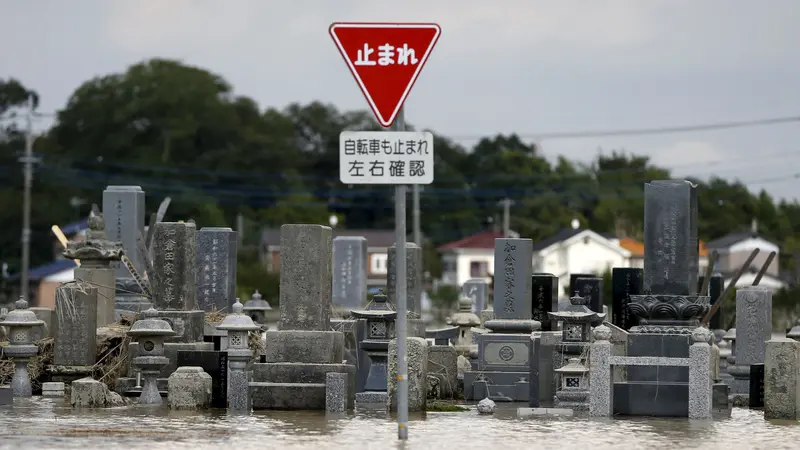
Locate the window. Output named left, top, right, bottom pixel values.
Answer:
left=442, top=260, right=457, bottom=273
left=371, top=253, right=387, bottom=275
left=470, top=261, right=489, bottom=278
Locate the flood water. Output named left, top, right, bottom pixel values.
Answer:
left=1, top=398, right=799, bottom=449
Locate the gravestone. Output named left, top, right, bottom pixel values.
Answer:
left=250, top=224, right=355, bottom=410
left=387, top=242, right=423, bottom=316
left=195, top=227, right=238, bottom=312
left=749, top=363, right=765, bottom=409
left=332, top=236, right=368, bottom=309
left=729, top=287, right=772, bottom=398
left=765, top=338, right=800, bottom=420
left=463, top=238, right=540, bottom=402
left=698, top=274, right=725, bottom=330
left=611, top=268, right=643, bottom=331
left=531, top=273, right=557, bottom=331
left=53, top=283, right=98, bottom=367
left=462, top=279, right=489, bottom=314
left=102, top=185, right=146, bottom=279
left=176, top=350, right=228, bottom=408
left=278, top=224, right=332, bottom=331
left=613, top=180, right=716, bottom=417
left=493, top=238, right=533, bottom=320
left=572, top=276, right=602, bottom=315
left=152, top=222, right=197, bottom=311
left=643, top=180, right=698, bottom=295
left=569, top=273, right=593, bottom=297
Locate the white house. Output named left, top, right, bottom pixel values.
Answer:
left=705, top=230, right=785, bottom=291
left=531, top=228, right=631, bottom=297
left=437, top=228, right=633, bottom=296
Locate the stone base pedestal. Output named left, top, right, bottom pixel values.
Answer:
left=116, top=377, right=168, bottom=397
left=126, top=341, right=214, bottom=378
left=250, top=362, right=355, bottom=410
left=47, top=365, right=93, bottom=385
left=464, top=371, right=529, bottom=401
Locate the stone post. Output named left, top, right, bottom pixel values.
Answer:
left=102, top=185, right=146, bottom=279
left=765, top=338, right=800, bottom=420
left=54, top=283, right=98, bottom=368
left=588, top=325, right=613, bottom=417
left=278, top=224, right=332, bottom=331
left=332, top=236, right=368, bottom=311
left=152, top=222, right=197, bottom=311
left=730, top=287, right=772, bottom=398
left=388, top=337, right=428, bottom=412
left=195, top=227, right=238, bottom=312
left=688, top=327, right=713, bottom=419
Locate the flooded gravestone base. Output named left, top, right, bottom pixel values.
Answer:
left=2, top=398, right=800, bottom=450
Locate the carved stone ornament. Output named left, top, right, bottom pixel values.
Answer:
left=63, top=214, right=125, bottom=261
left=627, top=294, right=711, bottom=322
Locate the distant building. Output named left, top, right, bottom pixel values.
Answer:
left=260, top=228, right=397, bottom=289
left=437, top=228, right=632, bottom=296
left=705, top=231, right=784, bottom=290
left=620, top=237, right=711, bottom=273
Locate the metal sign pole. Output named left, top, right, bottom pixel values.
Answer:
left=392, top=107, right=409, bottom=440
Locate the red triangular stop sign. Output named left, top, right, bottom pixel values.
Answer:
left=329, top=22, right=441, bottom=128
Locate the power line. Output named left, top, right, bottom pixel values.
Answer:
left=444, top=114, right=800, bottom=141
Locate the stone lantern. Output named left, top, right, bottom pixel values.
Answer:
left=447, top=294, right=481, bottom=356
left=217, top=298, right=261, bottom=412
left=242, top=290, right=271, bottom=326
left=127, top=307, right=175, bottom=405
left=351, top=293, right=397, bottom=403
left=554, top=357, right=590, bottom=410
left=0, top=297, right=44, bottom=397
left=547, top=293, right=606, bottom=344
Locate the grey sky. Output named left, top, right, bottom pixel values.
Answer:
left=4, top=0, right=800, bottom=200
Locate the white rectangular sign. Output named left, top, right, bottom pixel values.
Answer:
left=339, top=131, right=434, bottom=185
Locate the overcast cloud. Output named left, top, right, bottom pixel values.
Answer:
left=3, top=0, right=800, bottom=199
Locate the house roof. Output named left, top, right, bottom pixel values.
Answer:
left=532, top=228, right=584, bottom=251
left=438, top=230, right=505, bottom=251
left=619, top=238, right=709, bottom=257
left=261, top=228, right=397, bottom=248
left=6, top=259, right=77, bottom=282
left=705, top=231, right=758, bottom=249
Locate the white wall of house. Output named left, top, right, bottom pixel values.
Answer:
left=536, top=232, right=630, bottom=279
left=44, top=268, right=75, bottom=283
left=441, top=249, right=495, bottom=287
left=729, top=272, right=785, bottom=291
left=727, top=237, right=781, bottom=255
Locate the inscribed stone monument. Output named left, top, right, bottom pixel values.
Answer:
left=572, top=276, right=602, bottom=315
left=493, top=238, right=533, bottom=320
left=531, top=273, right=557, bottom=331
left=102, top=185, right=146, bottom=279
left=387, top=242, right=423, bottom=315
left=152, top=222, right=197, bottom=311
left=643, top=180, right=699, bottom=295
left=332, top=236, right=368, bottom=309
left=195, top=227, right=238, bottom=312
left=611, top=267, right=643, bottom=331
left=278, top=224, right=333, bottom=331
left=54, top=283, right=98, bottom=367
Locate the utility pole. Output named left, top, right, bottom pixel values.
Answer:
left=412, top=185, right=421, bottom=247
left=19, top=95, right=35, bottom=302
left=498, top=198, right=514, bottom=237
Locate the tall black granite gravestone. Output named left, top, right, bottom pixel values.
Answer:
left=573, top=276, right=602, bottom=315
left=611, top=268, right=643, bottom=331
left=749, top=363, right=765, bottom=409
left=531, top=273, right=557, bottom=331
left=698, top=274, right=725, bottom=330
left=614, top=180, right=714, bottom=417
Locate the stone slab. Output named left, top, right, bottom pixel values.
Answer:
left=517, top=407, right=574, bottom=417
left=332, top=236, right=368, bottom=309
left=572, top=276, right=603, bottom=314
left=195, top=227, right=238, bottom=312
left=476, top=333, right=532, bottom=372
left=262, top=330, right=345, bottom=364
left=613, top=382, right=688, bottom=417
left=698, top=274, right=725, bottom=330
left=279, top=224, right=332, bottom=331
left=250, top=365, right=355, bottom=410
left=735, top=287, right=772, bottom=366
left=493, top=238, right=533, bottom=320
left=626, top=333, right=690, bottom=382
left=325, top=372, right=348, bottom=412
left=152, top=222, right=197, bottom=310
left=388, top=337, right=428, bottom=411
left=765, top=338, right=800, bottom=420
left=0, top=386, right=10, bottom=406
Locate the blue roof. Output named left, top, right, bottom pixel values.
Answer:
left=61, top=219, right=88, bottom=235
left=6, top=259, right=77, bottom=281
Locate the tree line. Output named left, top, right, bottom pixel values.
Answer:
left=1, top=58, right=799, bottom=323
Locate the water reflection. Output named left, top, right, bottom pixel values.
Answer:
left=1, top=398, right=799, bottom=450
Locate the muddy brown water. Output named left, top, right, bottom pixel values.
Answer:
left=1, top=397, right=798, bottom=449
